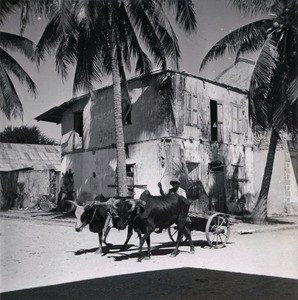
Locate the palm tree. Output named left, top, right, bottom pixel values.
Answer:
left=34, top=0, right=196, bottom=197
left=0, top=0, right=37, bottom=120
left=200, top=0, right=297, bottom=221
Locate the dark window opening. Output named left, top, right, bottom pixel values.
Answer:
left=208, top=160, right=224, bottom=172
left=124, top=108, right=132, bottom=125
left=210, top=100, right=218, bottom=141
left=210, top=100, right=223, bottom=142
left=126, top=164, right=135, bottom=196
left=74, top=111, right=83, bottom=149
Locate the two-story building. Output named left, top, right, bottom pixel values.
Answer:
left=36, top=70, right=258, bottom=214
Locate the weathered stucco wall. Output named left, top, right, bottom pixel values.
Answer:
left=61, top=140, right=162, bottom=200
left=172, top=73, right=251, bottom=146
left=253, top=150, right=287, bottom=215
left=18, top=170, right=50, bottom=208
left=58, top=71, right=298, bottom=215
left=287, top=141, right=298, bottom=214
left=253, top=144, right=298, bottom=216
left=59, top=71, right=256, bottom=214
left=61, top=73, right=173, bottom=155
left=61, top=98, right=89, bottom=153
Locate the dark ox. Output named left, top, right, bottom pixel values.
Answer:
left=68, top=198, right=113, bottom=254
left=113, top=198, right=147, bottom=251
left=68, top=195, right=141, bottom=254
left=116, top=191, right=194, bottom=262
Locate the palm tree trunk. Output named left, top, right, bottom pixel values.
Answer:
left=110, top=40, right=128, bottom=197
left=251, top=129, right=280, bottom=222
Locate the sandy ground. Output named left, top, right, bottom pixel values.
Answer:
left=0, top=218, right=298, bottom=294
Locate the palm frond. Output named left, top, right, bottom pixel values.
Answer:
left=72, top=26, right=105, bottom=94
left=271, top=75, right=298, bottom=131
left=286, top=78, right=298, bottom=106
left=163, top=0, right=197, bottom=32
left=250, top=25, right=297, bottom=132
left=0, top=64, right=23, bottom=120
left=18, top=0, right=58, bottom=34
left=149, top=1, right=181, bottom=68
left=227, top=0, right=274, bottom=17
left=35, top=1, right=75, bottom=63
left=0, top=48, right=37, bottom=96
left=127, top=0, right=167, bottom=68
left=55, top=32, right=78, bottom=80
left=116, top=2, right=152, bottom=74
left=249, top=32, right=279, bottom=98
left=0, top=31, right=35, bottom=61
left=0, top=0, right=21, bottom=25
left=56, top=0, right=75, bottom=34
left=200, top=19, right=271, bottom=70
left=35, top=14, right=63, bottom=62
left=249, top=32, right=280, bottom=127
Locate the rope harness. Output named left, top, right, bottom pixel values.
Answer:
left=89, top=206, right=98, bottom=225
left=121, top=203, right=144, bottom=227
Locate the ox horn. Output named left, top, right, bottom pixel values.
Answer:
left=113, top=199, right=121, bottom=209
left=93, top=201, right=109, bottom=206
left=126, top=199, right=136, bottom=213
left=66, top=200, right=79, bottom=207
left=134, top=199, right=146, bottom=206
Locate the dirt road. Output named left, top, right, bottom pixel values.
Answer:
left=0, top=218, right=297, bottom=299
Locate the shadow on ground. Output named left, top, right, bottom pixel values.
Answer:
left=21, top=210, right=75, bottom=220
left=72, top=239, right=234, bottom=261
left=1, top=268, right=297, bottom=300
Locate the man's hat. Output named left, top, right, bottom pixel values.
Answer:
left=170, top=177, right=180, bottom=185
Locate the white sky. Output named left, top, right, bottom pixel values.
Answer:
left=0, top=0, right=260, bottom=141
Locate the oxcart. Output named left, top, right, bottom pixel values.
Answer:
left=105, top=188, right=231, bottom=249
left=168, top=200, right=231, bottom=249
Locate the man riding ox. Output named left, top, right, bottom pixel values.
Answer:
left=158, top=177, right=186, bottom=198
left=115, top=190, right=194, bottom=262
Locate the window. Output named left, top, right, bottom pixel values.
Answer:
left=210, top=100, right=223, bottom=142
left=73, top=111, right=83, bottom=150
left=184, top=92, right=198, bottom=126
left=232, top=105, right=243, bottom=133
left=126, top=164, right=135, bottom=197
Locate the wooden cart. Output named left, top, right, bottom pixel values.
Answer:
left=168, top=203, right=231, bottom=249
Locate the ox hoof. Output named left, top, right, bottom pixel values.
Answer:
left=144, top=256, right=151, bottom=260
left=95, top=249, right=103, bottom=255
left=137, top=257, right=143, bottom=262
left=190, top=250, right=195, bottom=254
left=170, top=253, right=177, bottom=257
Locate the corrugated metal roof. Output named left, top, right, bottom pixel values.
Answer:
left=0, top=143, right=61, bottom=172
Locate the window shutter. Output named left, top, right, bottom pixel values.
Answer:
left=185, top=92, right=192, bottom=125
left=232, top=105, right=238, bottom=132
left=217, top=103, right=223, bottom=142
left=192, top=94, right=198, bottom=126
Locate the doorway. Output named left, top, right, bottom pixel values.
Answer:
left=209, top=161, right=226, bottom=212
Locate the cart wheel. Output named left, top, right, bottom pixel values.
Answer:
left=168, top=226, right=187, bottom=244
left=205, top=213, right=230, bottom=249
